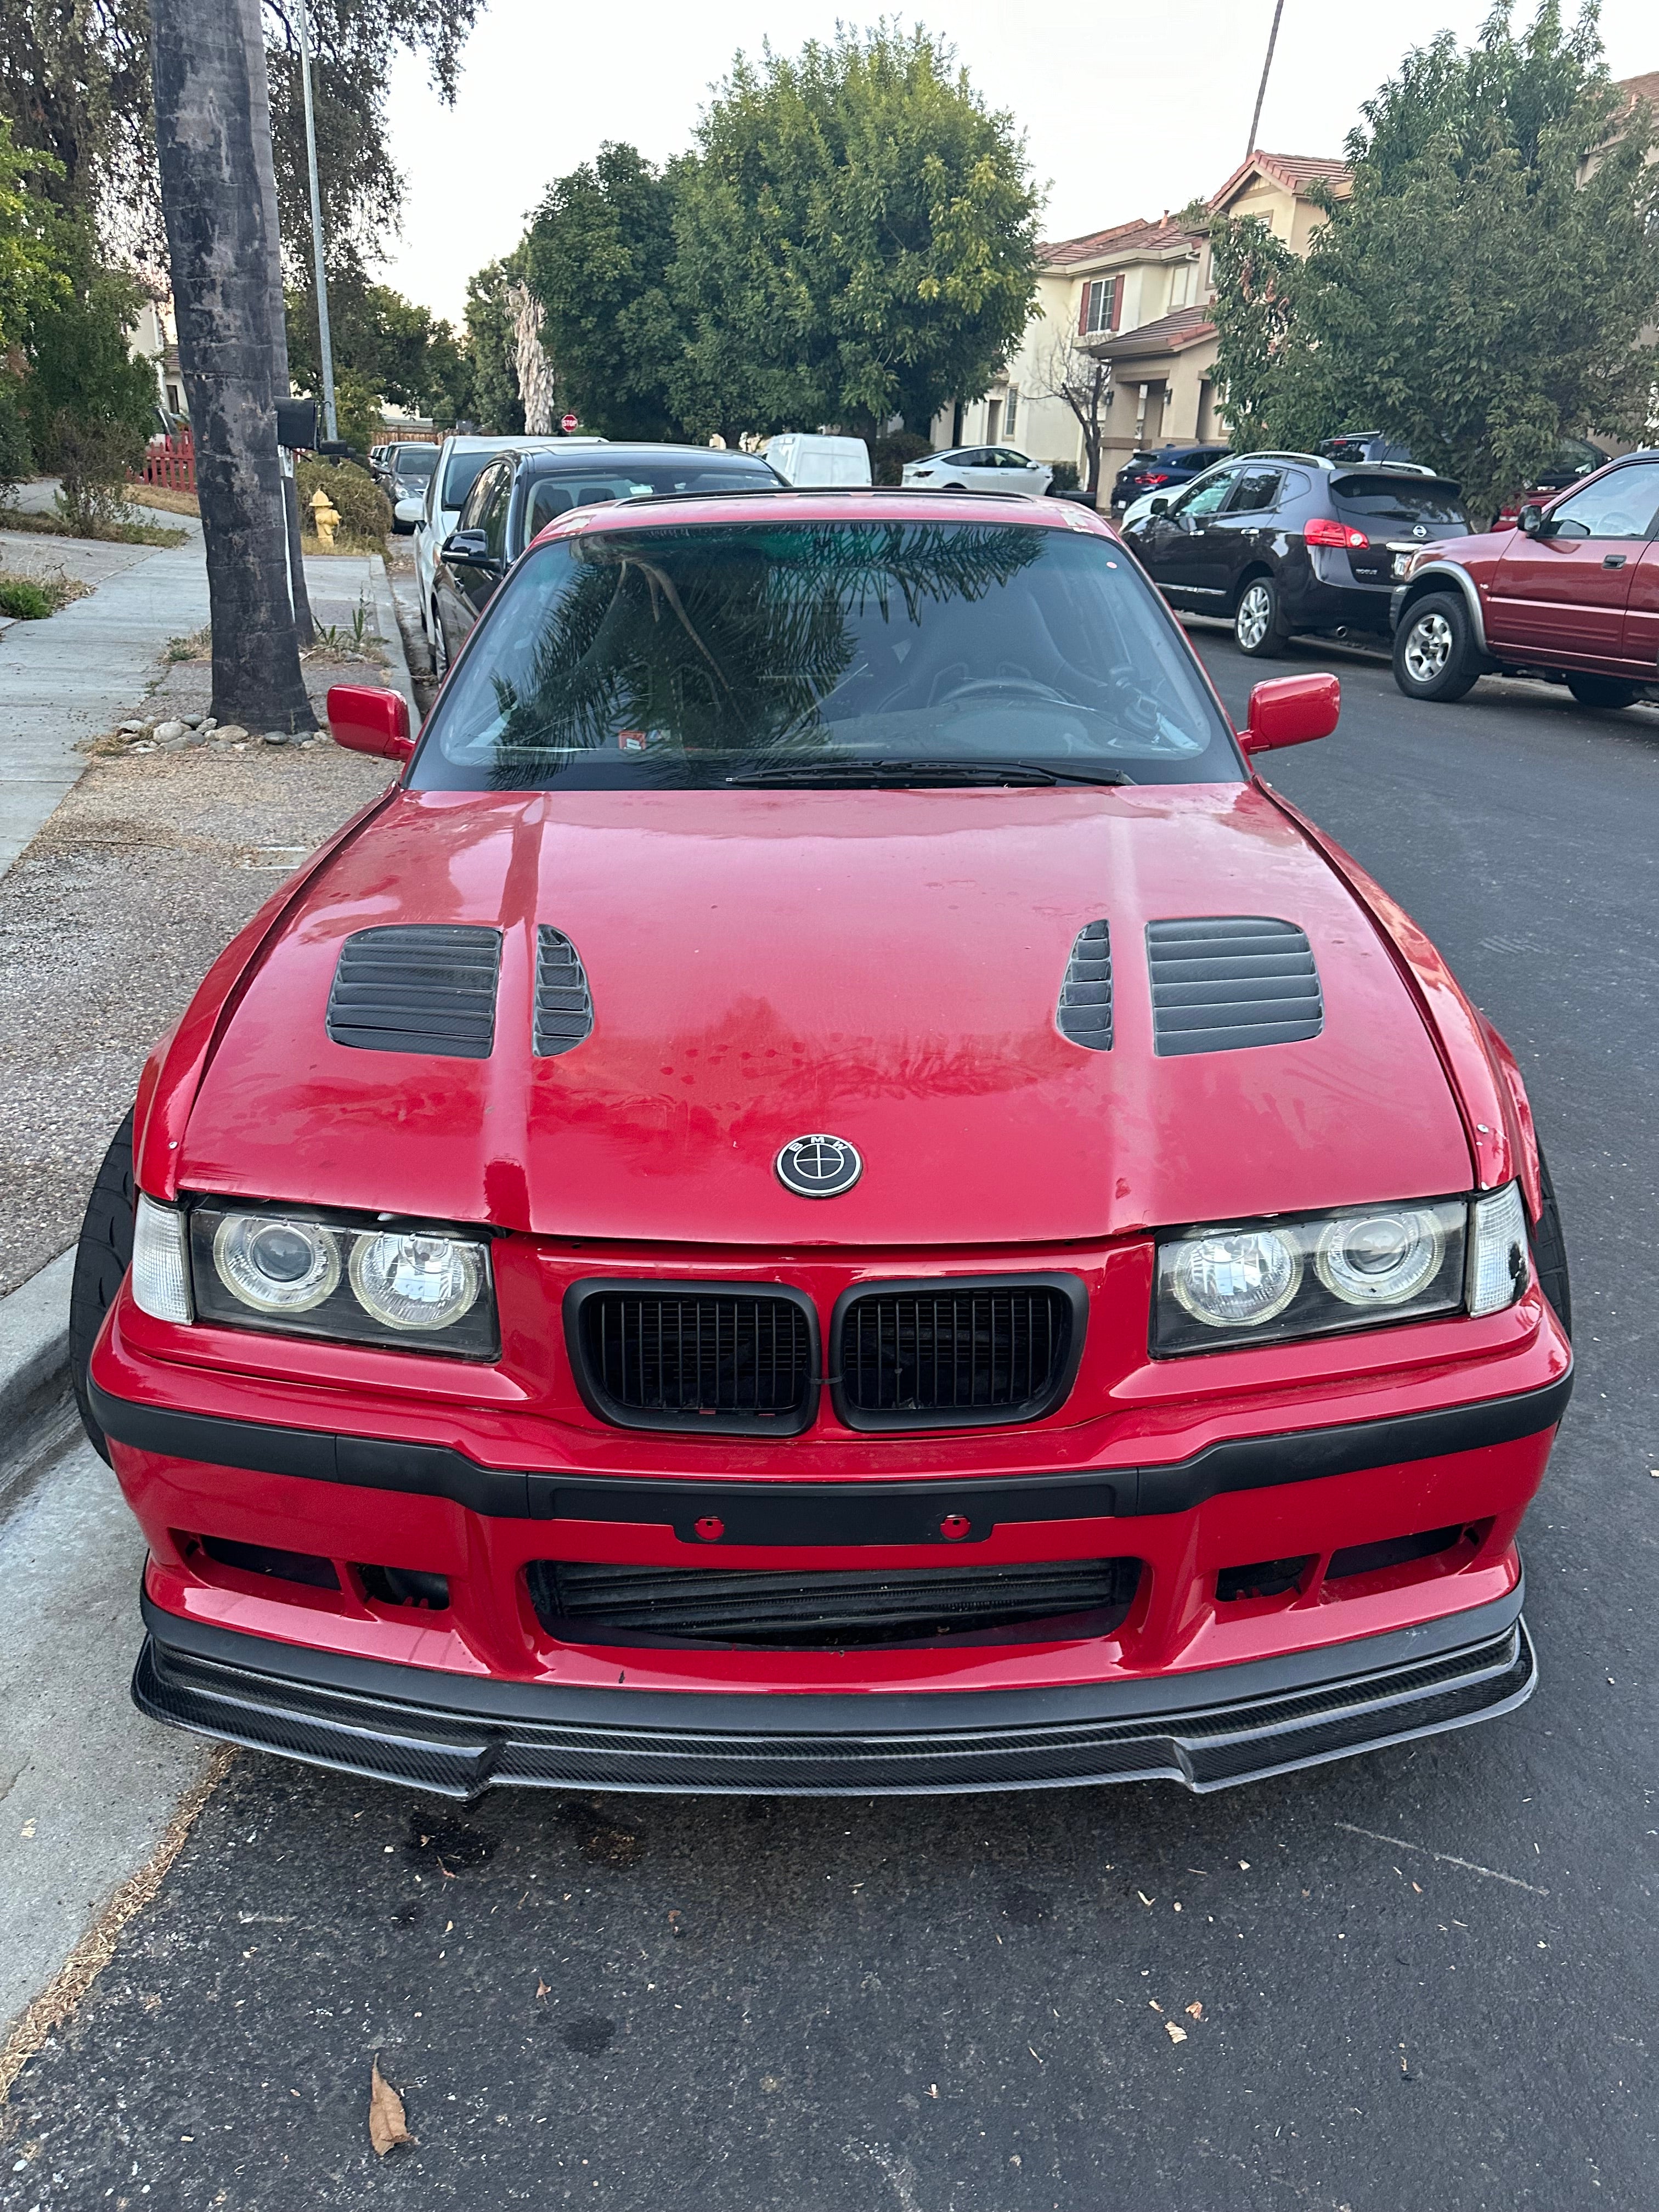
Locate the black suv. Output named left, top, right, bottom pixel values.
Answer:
left=431, top=441, right=782, bottom=670
left=1119, top=452, right=1472, bottom=656
left=1109, top=442, right=1232, bottom=514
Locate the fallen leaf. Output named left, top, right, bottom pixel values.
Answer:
left=1148, top=2000, right=1163, bottom=2013
left=1238, top=1860, right=1250, bottom=1871
left=1185, top=2001, right=1204, bottom=2020
left=369, top=2057, right=415, bottom=2156
left=1165, top=2021, right=1188, bottom=2044
left=1136, top=1891, right=1155, bottom=1908
left=535, top=1979, right=550, bottom=2001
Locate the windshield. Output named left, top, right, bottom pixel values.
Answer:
left=524, top=459, right=776, bottom=536
left=1331, top=473, right=1468, bottom=526
left=441, top=449, right=500, bottom=512
left=413, top=517, right=1241, bottom=792
left=395, top=450, right=436, bottom=482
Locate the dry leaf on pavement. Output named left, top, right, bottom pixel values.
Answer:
left=1165, top=2021, right=1188, bottom=2044
left=369, top=2056, right=415, bottom=2155
left=1185, top=2001, right=1204, bottom=2020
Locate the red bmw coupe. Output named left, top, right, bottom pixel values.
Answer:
left=73, top=488, right=1572, bottom=1799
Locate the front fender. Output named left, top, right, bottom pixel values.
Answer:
left=1393, top=560, right=1491, bottom=655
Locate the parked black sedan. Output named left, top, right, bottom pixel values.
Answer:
left=1119, top=452, right=1471, bottom=656
left=430, top=442, right=783, bottom=670
left=1109, top=442, right=1231, bottom=514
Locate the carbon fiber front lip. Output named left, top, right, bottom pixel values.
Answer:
left=133, top=1584, right=1536, bottom=1799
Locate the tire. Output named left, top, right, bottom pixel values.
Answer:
left=1393, top=591, right=1480, bottom=702
left=1234, top=574, right=1289, bottom=658
left=1531, top=1143, right=1571, bottom=1340
left=1565, top=673, right=1638, bottom=712
left=430, top=605, right=448, bottom=678
left=69, top=1109, right=136, bottom=1464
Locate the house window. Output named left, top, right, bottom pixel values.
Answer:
left=1003, top=387, right=1019, bottom=438
left=1079, top=276, right=1119, bottom=335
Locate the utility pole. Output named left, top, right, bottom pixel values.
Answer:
left=296, top=0, right=338, bottom=442
left=1247, top=0, right=1286, bottom=159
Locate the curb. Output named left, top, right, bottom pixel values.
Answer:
left=0, top=1248, right=76, bottom=1503
left=367, top=554, right=419, bottom=729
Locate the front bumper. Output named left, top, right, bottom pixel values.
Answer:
left=135, top=1584, right=1534, bottom=1799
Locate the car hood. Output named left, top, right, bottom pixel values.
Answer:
left=178, top=785, right=1473, bottom=1246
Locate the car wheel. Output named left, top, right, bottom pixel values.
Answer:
left=431, top=607, right=448, bottom=678
left=1564, top=674, right=1639, bottom=711
left=1392, top=592, right=1479, bottom=702
left=1234, top=575, right=1288, bottom=658
left=1532, top=1143, right=1571, bottom=1339
left=69, top=1109, right=136, bottom=1464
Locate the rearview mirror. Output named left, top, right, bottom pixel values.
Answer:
left=1519, top=503, right=1547, bottom=538
left=1239, top=673, right=1340, bottom=755
left=327, top=684, right=414, bottom=761
left=1148, top=496, right=1169, bottom=517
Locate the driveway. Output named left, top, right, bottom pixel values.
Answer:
left=1, top=634, right=1652, bottom=2209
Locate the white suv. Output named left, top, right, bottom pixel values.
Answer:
left=901, top=445, right=1054, bottom=498
left=415, top=434, right=603, bottom=646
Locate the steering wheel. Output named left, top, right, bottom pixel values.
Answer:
left=932, top=676, right=1073, bottom=708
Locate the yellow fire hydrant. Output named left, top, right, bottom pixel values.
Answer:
left=309, top=484, right=341, bottom=549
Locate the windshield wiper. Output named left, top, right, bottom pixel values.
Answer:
left=725, top=757, right=1133, bottom=788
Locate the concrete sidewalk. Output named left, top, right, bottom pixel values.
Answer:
left=0, top=516, right=210, bottom=875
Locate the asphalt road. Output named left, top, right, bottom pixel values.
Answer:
left=4, top=631, right=1655, bottom=2212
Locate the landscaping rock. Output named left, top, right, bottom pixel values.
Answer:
left=153, top=719, right=188, bottom=743
left=118, top=720, right=145, bottom=735
left=215, top=724, right=247, bottom=743
left=261, top=730, right=291, bottom=746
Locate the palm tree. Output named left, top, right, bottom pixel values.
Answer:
left=150, top=0, right=315, bottom=732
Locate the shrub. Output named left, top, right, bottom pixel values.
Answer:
left=0, top=574, right=55, bottom=619
left=296, top=455, right=392, bottom=544
left=870, top=431, right=933, bottom=485
left=21, top=237, right=155, bottom=534
left=0, top=379, right=31, bottom=496
left=1047, top=459, right=1080, bottom=492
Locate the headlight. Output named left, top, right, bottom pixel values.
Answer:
left=1155, top=1196, right=1471, bottom=1354
left=188, top=1201, right=497, bottom=1357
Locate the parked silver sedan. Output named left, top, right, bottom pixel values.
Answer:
left=902, top=445, right=1054, bottom=497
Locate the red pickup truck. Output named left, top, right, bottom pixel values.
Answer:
left=1391, top=449, right=1659, bottom=709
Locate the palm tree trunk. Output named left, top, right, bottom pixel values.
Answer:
left=150, top=0, right=315, bottom=733
left=240, top=0, right=313, bottom=646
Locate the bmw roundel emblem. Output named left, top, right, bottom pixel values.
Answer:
left=775, top=1133, right=863, bottom=1199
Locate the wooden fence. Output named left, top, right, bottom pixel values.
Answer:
left=138, top=432, right=196, bottom=492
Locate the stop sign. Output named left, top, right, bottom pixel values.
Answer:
left=561, top=413, right=578, bottom=433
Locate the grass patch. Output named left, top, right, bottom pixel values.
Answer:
left=300, top=528, right=386, bottom=558
left=163, top=625, right=211, bottom=663
left=127, top=482, right=199, bottom=518
left=0, top=503, right=185, bottom=548
left=0, top=568, right=92, bottom=618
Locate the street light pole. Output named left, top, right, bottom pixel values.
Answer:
left=1247, top=0, right=1286, bottom=159
left=296, top=0, right=338, bottom=443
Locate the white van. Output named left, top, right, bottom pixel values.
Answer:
left=763, top=433, right=872, bottom=488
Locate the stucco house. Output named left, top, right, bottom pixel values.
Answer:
left=941, top=150, right=1351, bottom=483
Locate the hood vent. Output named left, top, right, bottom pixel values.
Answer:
left=1147, top=917, right=1323, bottom=1056
left=534, top=927, right=594, bottom=1056
left=326, top=925, right=501, bottom=1058
left=1057, top=919, right=1113, bottom=1050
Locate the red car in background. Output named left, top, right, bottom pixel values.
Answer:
left=73, top=488, right=1570, bottom=1800
left=1393, top=447, right=1659, bottom=708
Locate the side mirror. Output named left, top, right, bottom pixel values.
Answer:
left=327, top=684, right=414, bottom=762
left=1519, top=503, right=1547, bottom=538
left=1148, top=496, right=1169, bottom=517
left=442, top=528, right=497, bottom=569
left=1239, top=673, right=1340, bottom=755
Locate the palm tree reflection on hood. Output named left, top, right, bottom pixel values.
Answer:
left=483, top=520, right=1045, bottom=788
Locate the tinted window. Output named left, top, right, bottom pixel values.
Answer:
left=394, top=449, right=436, bottom=483
left=1547, top=464, right=1659, bottom=540
left=415, top=520, right=1240, bottom=792
left=1331, top=475, right=1469, bottom=526
left=441, top=449, right=501, bottom=512
left=519, top=456, right=777, bottom=540
left=1224, top=468, right=1284, bottom=515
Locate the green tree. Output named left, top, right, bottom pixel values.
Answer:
left=20, top=222, right=157, bottom=527
left=464, top=257, right=524, bottom=433
left=0, top=118, right=67, bottom=347
left=1209, top=2, right=1659, bottom=517
left=669, top=26, right=1039, bottom=439
left=525, top=143, right=686, bottom=439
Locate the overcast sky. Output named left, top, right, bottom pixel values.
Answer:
left=378, top=0, right=1657, bottom=328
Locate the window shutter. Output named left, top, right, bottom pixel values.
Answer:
left=1077, top=285, right=1090, bottom=336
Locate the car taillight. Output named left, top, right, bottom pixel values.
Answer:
left=1306, top=516, right=1370, bottom=550
left=1143, top=472, right=1173, bottom=486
